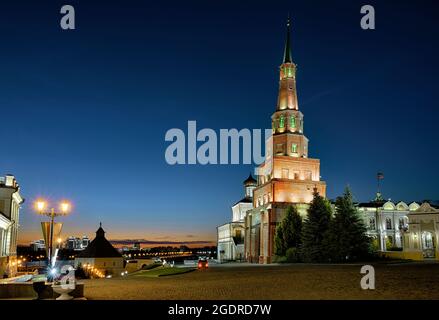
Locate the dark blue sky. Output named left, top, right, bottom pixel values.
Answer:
left=1, top=0, right=438, bottom=243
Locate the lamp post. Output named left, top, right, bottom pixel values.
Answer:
left=57, top=237, right=62, bottom=249
left=34, top=199, right=71, bottom=268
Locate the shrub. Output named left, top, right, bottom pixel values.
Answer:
left=285, top=247, right=301, bottom=263
left=371, top=238, right=380, bottom=252
left=272, top=255, right=287, bottom=263
left=75, top=265, right=89, bottom=279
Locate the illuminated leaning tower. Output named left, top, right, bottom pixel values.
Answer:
left=245, top=19, right=326, bottom=264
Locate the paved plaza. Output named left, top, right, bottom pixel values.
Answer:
left=82, top=262, right=439, bottom=300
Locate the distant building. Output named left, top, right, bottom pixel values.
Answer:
left=75, top=223, right=124, bottom=277
left=0, top=175, right=24, bottom=277
left=30, top=239, right=46, bottom=251
left=133, top=242, right=140, bottom=250
left=66, top=235, right=90, bottom=250
left=217, top=174, right=256, bottom=262
left=66, top=237, right=76, bottom=250
left=82, top=236, right=90, bottom=248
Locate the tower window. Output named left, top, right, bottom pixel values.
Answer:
left=290, top=116, right=296, bottom=129
left=291, top=143, right=297, bottom=153
left=283, top=66, right=293, bottom=78
left=279, top=115, right=285, bottom=129
left=275, top=144, right=285, bottom=154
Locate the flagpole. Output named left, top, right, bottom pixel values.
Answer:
left=377, top=174, right=380, bottom=195
left=376, top=172, right=384, bottom=200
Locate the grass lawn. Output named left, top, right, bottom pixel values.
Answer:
left=141, top=263, right=162, bottom=270
left=132, top=267, right=196, bottom=278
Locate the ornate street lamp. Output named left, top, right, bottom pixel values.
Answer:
left=34, top=199, right=72, bottom=269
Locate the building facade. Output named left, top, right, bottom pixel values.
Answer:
left=133, top=242, right=141, bottom=250
left=358, top=196, right=438, bottom=260
left=403, top=202, right=439, bottom=260
left=0, top=175, right=24, bottom=277
left=358, top=197, right=419, bottom=251
left=217, top=175, right=256, bottom=262
left=245, top=20, right=326, bottom=264
left=30, top=239, right=46, bottom=251
left=66, top=235, right=90, bottom=250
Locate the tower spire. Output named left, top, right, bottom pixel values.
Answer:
left=283, top=15, right=292, bottom=63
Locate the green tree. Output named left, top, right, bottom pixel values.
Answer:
left=274, top=205, right=303, bottom=257
left=324, top=187, right=371, bottom=262
left=274, top=224, right=286, bottom=256
left=283, top=205, right=303, bottom=249
left=301, top=189, right=332, bottom=262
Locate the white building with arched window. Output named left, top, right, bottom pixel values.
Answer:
left=217, top=175, right=256, bottom=262
left=0, top=175, right=24, bottom=278
left=358, top=199, right=419, bottom=252
left=359, top=197, right=439, bottom=260
left=401, top=202, right=439, bottom=260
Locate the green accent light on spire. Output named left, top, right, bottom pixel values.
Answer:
left=279, top=115, right=285, bottom=128
left=292, top=143, right=297, bottom=153
left=290, top=116, right=296, bottom=128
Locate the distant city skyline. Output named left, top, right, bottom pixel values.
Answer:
left=1, top=1, right=438, bottom=245
left=26, top=235, right=216, bottom=248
